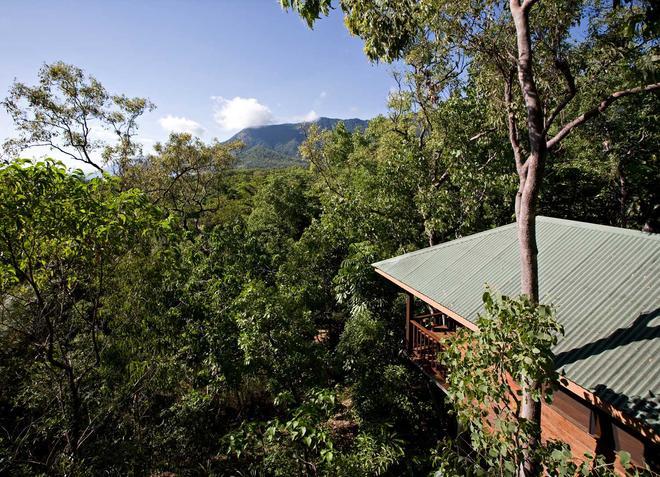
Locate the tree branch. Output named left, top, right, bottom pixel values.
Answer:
left=547, top=82, right=660, bottom=150
left=523, top=0, right=539, bottom=9
left=469, top=128, right=496, bottom=142
left=543, top=56, right=576, bottom=137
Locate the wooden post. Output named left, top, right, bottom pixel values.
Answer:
left=405, top=292, right=413, bottom=354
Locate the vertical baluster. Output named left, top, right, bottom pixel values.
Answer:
left=420, top=331, right=424, bottom=358
left=413, top=326, right=419, bottom=355
left=411, top=324, right=414, bottom=356
left=413, top=326, right=417, bottom=357
left=413, top=326, right=419, bottom=354
left=405, top=293, right=413, bottom=354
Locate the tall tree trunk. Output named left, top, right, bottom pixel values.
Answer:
left=510, top=2, right=546, bottom=475
left=516, top=160, right=542, bottom=302
left=511, top=0, right=545, bottom=302
left=516, top=162, right=543, bottom=476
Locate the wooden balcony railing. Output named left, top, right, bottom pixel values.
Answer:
left=406, top=318, right=455, bottom=387
left=403, top=293, right=462, bottom=388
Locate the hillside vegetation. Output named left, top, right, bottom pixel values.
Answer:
left=225, top=117, right=368, bottom=168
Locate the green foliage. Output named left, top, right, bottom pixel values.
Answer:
left=221, top=388, right=406, bottom=476
left=280, top=0, right=419, bottom=61
left=285, top=0, right=659, bottom=233
left=2, top=62, right=154, bottom=173
left=2, top=38, right=658, bottom=474
left=247, top=167, right=320, bottom=259
left=439, top=289, right=563, bottom=474
left=232, top=279, right=324, bottom=395
left=430, top=439, right=656, bottom=477
left=0, top=159, right=166, bottom=474
left=543, top=92, right=660, bottom=230
left=541, top=444, right=652, bottom=477
left=125, top=132, right=238, bottom=231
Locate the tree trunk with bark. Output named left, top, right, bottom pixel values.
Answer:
left=509, top=1, right=546, bottom=475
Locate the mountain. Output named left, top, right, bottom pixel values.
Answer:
left=225, top=117, right=369, bottom=169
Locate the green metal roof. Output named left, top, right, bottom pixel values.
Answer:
left=373, top=216, right=660, bottom=433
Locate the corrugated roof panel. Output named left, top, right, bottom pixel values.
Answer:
left=372, top=216, right=660, bottom=432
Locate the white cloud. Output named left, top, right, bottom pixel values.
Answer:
left=212, top=96, right=274, bottom=130
left=294, top=110, right=319, bottom=122
left=319, top=91, right=327, bottom=99
left=158, top=115, right=205, bottom=136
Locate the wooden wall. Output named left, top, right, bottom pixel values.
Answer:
left=541, top=389, right=657, bottom=474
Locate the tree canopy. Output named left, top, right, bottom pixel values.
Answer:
left=1, top=9, right=659, bottom=474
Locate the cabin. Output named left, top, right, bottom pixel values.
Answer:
left=372, top=217, right=659, bottom=472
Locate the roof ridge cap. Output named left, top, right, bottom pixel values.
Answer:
left=537, top=216, right=660, bottom=240
left=372, top=222, right=517, bottom=267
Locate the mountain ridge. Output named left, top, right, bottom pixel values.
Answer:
left=225, top=117, right=369, bottom=169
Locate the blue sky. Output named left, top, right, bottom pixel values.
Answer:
left=0, top=0, right=396, bottom=167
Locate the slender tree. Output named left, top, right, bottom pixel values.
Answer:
left=2, top=62, right=154, bottom=174
left=0, top=161, right=162, bottom=464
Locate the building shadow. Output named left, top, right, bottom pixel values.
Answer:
left=555, top=308, right=660, bottom=368
left=554, top=308, right=659, bottom=469
left=592, top=384, right=659, bottom=434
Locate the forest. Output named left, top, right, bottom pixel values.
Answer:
left=0, top=1, right=658, bottom=476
